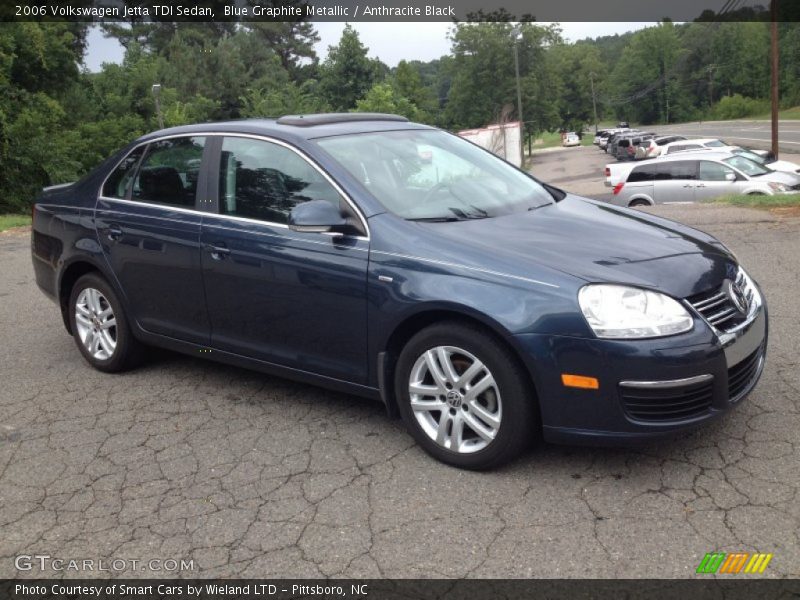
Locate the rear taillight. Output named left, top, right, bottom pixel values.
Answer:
left=604, top=167, right=610, bottom=177
left=627, top=146, right=635, bottom=155
left=612, top=182, right=625, bottom=195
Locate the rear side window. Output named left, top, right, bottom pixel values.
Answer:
left=102, top=146, right=145, bottom=199
left=628, top=165, right=657, bottom=183
left=660, top=161, right=698, bottom=181
left=218, top=137, right=342, bottom=224
left=667, top=144, right=701, bottom=154
left=132, top=137, right=206, bottom=207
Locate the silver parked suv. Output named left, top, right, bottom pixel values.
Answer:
left=610, top=152, right=800, bottom=207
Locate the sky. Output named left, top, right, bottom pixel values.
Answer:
left=84, top=22, right=652, bottom=72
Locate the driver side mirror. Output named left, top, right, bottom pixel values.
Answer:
left=288, top=200, right=351, bottom=235
left=725, top=172, right=737, bottom=182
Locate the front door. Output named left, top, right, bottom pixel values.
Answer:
left=200, top=135, right=370, bottom=383
left=694, top=160, right=741, bottom=202
left=96, top=136, right=211, bottom=344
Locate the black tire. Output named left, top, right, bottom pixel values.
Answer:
left=629, top=199, right=650, bottom=208
left=394, top=321, right=538, bottom=470
left=68, top=273, right=143, bottom=373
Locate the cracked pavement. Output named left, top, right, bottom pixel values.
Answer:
left=1, top=203, right=798, bottom=579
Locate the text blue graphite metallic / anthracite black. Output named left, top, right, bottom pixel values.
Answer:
left=31, top=114, right=767, bottom=469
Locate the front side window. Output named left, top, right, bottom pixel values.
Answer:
left=705, top=140, right=727, bottom=147
left=699, top=161, right=736, bottom=181
left=102, top=146, right=145, bottom=199
left=132, top=137, right=206, bottom=207
left=317, top=130, right=554, bottom=220
left=218, top=137, right=342, bottom=223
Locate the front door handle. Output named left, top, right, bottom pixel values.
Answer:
left=204, top=243, right=231, bottom=260
left=695, top=183, right=706, bottom=188
left=107, top=224, right=123, bottom=241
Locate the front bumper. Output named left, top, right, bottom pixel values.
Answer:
left=514, top=302, right=768, bottom=445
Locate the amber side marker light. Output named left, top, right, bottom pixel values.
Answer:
left=561, top=374, right=600, bottom=389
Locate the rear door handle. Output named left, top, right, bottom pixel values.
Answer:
left=204, top=242, right=231, bottom=260
left=682, top=184, right=693, bottom=188
left=107, top=224, right=123, bottom=241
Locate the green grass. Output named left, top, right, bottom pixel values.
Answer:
left=0, top=214, right=31, bottom=232
left=709, top=193, right=800, bottom=208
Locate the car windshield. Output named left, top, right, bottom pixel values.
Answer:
left=724, top=155, right=771, bottom=177
left=731, top=148, right=767, bottom=165
left=316, top=130, right=554, bottom=220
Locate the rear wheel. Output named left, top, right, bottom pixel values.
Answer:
left=395, top=322, right=537, bottom=470
left=68, top=273, right=143, bottom=372
left=629, top=199, right=650, bottom=208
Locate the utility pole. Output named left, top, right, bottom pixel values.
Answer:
left=152, top=83, right=164, bottom=130
left=707, top=65, right=715, bottom=108
left=512, top=26, right=524, bottom=166
left=770, top=0, right=780, bottom=158
left=589, top=72, right=598, bottom=133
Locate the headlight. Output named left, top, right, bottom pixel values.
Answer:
left=768, top=182, right=790, bottom=192
left=578, top=284, right=694, bottom=338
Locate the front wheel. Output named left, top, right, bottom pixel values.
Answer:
left=68, top=273, right=143, bottom=372
left=395, top=322, right=537, bottom=469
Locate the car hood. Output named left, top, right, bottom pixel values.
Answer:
left=758, top=170, right=800, bottom=186
left=414, top=195, right=734, bottom=299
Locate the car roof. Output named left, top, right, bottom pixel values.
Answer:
left=663, top=138, right=720, bottom=146
left=134, top=113, right=434, bottom=145
left=631, top=151, right=735, bottom=166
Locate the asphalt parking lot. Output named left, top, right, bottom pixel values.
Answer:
left=1, top=201, right=799, bottom=578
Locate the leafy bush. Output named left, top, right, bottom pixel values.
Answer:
left=712, top=94, right=770, bottom=120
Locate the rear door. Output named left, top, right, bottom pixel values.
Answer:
left=96, top=136, right=211, bottom=343
left=199, top=135, right=370, bottom=383
left=694, top=160, right=741, bottom=201
left=620, top=163, right=656, bottom=204
left=654, top=160, right=698, bottom=203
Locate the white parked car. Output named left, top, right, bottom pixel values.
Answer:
left=660, top=138, right=731, bottom=155
left=728, top=147, right=800, bottom=175
left=634, top=135, right=688, bottom=159
left=563, top=132, right=581, bottom=147
left=609, top=151, right=800, bottom=207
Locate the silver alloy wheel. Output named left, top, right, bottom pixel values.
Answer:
left=74, top=287, right=117, bottom=360
left=408, top=345, right=502, bottom=453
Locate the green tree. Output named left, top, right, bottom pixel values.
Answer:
left=444, top=21, right=562, bottom=134
left=354, top=82, right=420, bottom=120
left=319, top=24, right=378, bottom=111
left=243, top=17, right=320, bottom=78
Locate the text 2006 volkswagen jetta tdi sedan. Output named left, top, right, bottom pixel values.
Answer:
left=31, top=113, right=767, bottom=469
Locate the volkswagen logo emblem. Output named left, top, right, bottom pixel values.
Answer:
left=724, top=279, right=748, bottom=315
left=446, top=390, right=463, bottom=408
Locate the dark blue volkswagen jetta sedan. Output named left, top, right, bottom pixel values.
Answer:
left=31, top=113, right=767, bottom=469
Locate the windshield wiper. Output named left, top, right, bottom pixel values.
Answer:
left=448, top=207, right=489, bottom=220
left=407, top=216, right=463, bottom=222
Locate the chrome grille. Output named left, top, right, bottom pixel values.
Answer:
left=688, top=269, right=754, bottom=332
